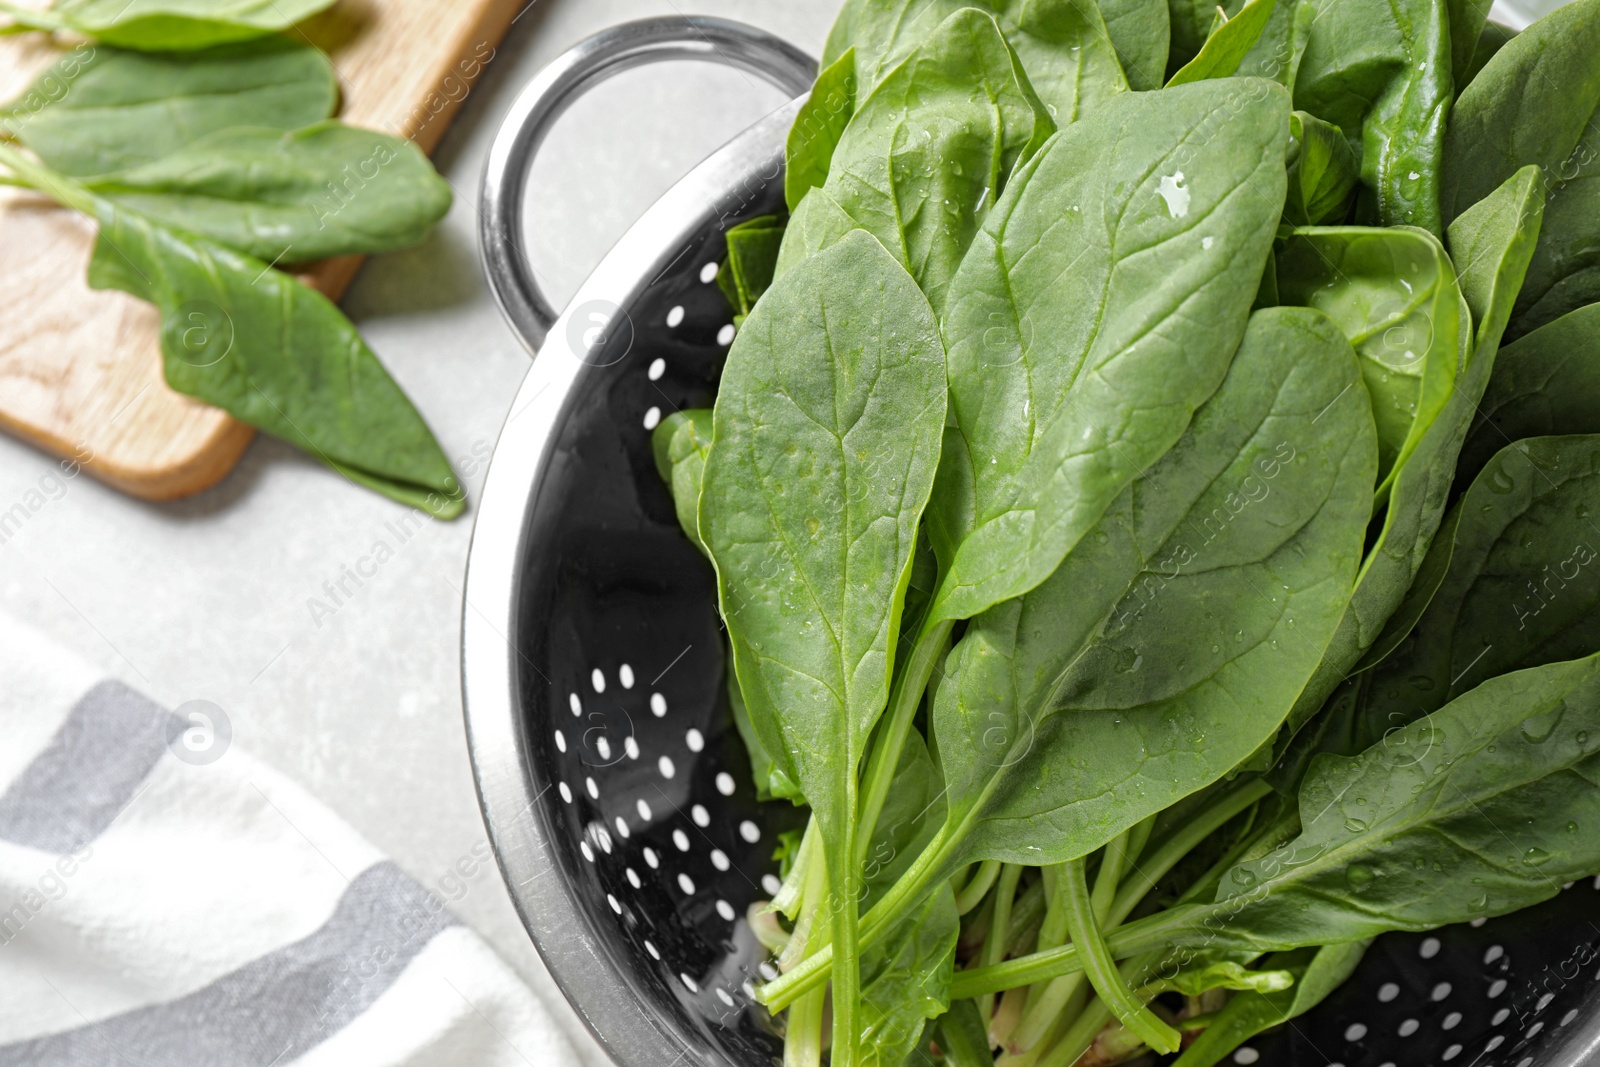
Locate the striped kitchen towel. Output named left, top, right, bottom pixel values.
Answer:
left=0, top=611, right=579, bottom=1067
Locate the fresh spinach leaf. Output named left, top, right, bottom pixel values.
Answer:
left=1445, top=0, right=1495, bottom=87
left=1271, top=166, right=1544, bottom=780
left=716, top=215, right=785, bottom=324
left=1232, top=0, right=1314, bottom=85
left=4, top=0, right=336, bottom=50
left=857, top=884, right=959, bottom=1067
left=85, top=197, right=461, bottom=516
left=781, top=8, right=1053, bottom=314
left=1003, top=0, right=1133, bottom=119
left=820, top=0, right=1129, bottom=125
left=1285, top=111, right=1358, bottom=225
left=698, top=230, right=947, bottom=1059
left=1098, top=0, right=1171, bottom=90
left=740, top=309, right=1374, bottom=1018
left=1359, top=435, right=1600, bottom=734
left=1143, top=957, right=1296, bottom=997
left=929, top=78, right=1291, bottom=624
left=933, top=998, right=991, bottom=1067
left=773, top=187, right=858, bottom=284
left=1169, top=943, right=1370, bottom=1066
left=1166, top=0, right=1243, bottom=74
left=959, top=652, right=1600, bottom=996
left=650, top=409, right=714, bottom=556
left=1292, top=0, right=1453, bottom=233
left=79, top=122, right=451, bottom=262
left=1461, top=21, right=1515, bottom=89
left=728, top=659, right=805, bottom=804
left=1461, top=303, right=1600, bottom=481
left=0, top=38, right=337, bottom=177
left=1441, top=0, right=1600, bottom=339
left=1207, top=653, right=1600, bottom=951
left=1276, top=226, right=1466, bottom=494
left=1165, top=0, right=1276, bottom=87
left=928, top=307, right=1374, bottom=877
left=785, top=50, right=857, bottom=212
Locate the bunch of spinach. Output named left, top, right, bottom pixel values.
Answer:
left=650, top=0, right=1600, bottom=1063
left=0, top=8, right=462, bottom=516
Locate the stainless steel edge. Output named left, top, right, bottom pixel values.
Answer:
left=464, top=97, right=804, bottom=1067
left=478, top=16, right=816, bottom=354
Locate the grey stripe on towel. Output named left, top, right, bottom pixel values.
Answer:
left=0, top=861, right=459, bottom=1066
left=0, top=680, right=174, bottom=853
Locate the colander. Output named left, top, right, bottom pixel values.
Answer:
left=460, top=18, right=1600, bottom=1067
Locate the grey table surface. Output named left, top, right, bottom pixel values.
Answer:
left=0, top=3, right=832, bottom=1063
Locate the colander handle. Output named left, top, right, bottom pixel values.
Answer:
left=480, top=17, right=818, bottom=352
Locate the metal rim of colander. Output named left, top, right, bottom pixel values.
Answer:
left=462, top=18, right=1600, bottom=1067
left=464, top=17, right=813, bottom=1067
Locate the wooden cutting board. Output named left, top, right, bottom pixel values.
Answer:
left=0, top=0, right=525, bottom=500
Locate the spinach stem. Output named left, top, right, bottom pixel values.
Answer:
left=1038, top=952, right=1164, bottom=1067
left=761, top=818, right=957, bottom=1010
left=978, top=863, right=1023, bottom=1023
left=772, top=817, right=818, bottom=922
left=1002, top=876, right=1047, bottom=956
left=1025, top=862, right=1070, bottom=1006
left=949, top=901, right=1203, bottom=1000
left=1177, top=801, right=1298, bottom=907
left=1060, top=856, right=1181, bottom=1053
left=0, top=1, right=64, bottom=30
left=783, top=850, right=831, bottom=1067
left=996, top=1001, right=1073, bottom=1067
left=1105, top=779, right=1271, bottom=926
left=854, top=618, right=953, bottom=867
left=1012, top=828, right=1136, bottom=1051
left=766, top=778, right=1270, bottom=1011
left=778, top=831, right=829, bottom=973
left=1039, top=996, right=1113, bottom=1067
left=0, top=142, right=95, bottom=216
left=828, top=807, right=862, bottom=1066
left=955, top=859, right=1001, bottom=915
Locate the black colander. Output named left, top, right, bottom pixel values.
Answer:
left=461, top=18, right=1600, bottom=1067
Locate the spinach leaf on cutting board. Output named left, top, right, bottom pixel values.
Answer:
left=79, top=122, right=452, bottom=262
left=0, top=37, right=337, bottom=177
left=87, top=195, right=462, bottom=516
left=0, top=0, right=336, bottom=51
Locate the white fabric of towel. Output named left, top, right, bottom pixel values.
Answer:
left=0, top=611, right=579, bottom=1067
